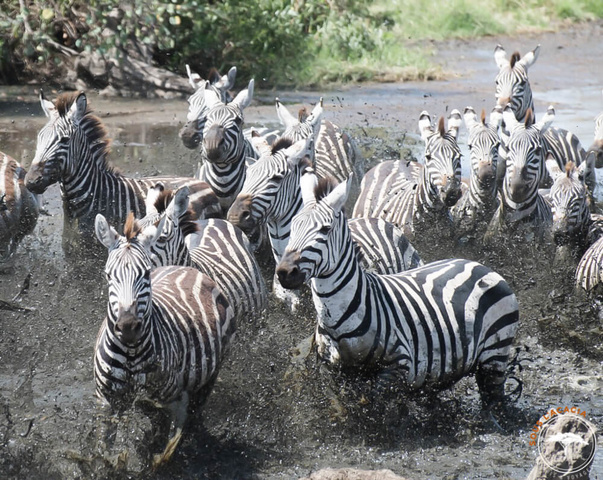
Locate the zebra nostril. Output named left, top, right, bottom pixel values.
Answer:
left=241, top=210, right=250, bottom=220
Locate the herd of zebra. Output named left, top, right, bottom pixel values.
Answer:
left=1, top=42, right=603, bottom=467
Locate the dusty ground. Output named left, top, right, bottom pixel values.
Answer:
left=0, top=21, right=602, bottom=480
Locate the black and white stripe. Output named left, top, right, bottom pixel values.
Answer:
left=452, top=106, right=502, bottom=237
left=179, top=65, right=237, bottom=150
left=139, top=185, right=267, bottom=322
left=276, top=177, right=519, bottom=408
left=0, top=151, right=39, bottom=260
left=93, top=213, right=235, bottom=464
left=24, top=91, right=220, bottom=245
left=196, top=80, right=258, bottom=213
left=353, top=110, right=463, bottom=238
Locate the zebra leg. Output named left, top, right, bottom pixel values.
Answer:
left=475, top=364, right=507, bottom=410
left=152, top=392, right=189, bottom=469
left=315, top=327, right=341, bottom=366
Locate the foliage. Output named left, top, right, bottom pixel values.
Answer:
left=0, top=0, right=601, bottom=89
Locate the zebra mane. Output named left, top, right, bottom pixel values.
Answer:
left=314, top=176, right=338, bottom=201
left=207, top=67, right=221, bottom=84
left=153, top=190, right=199, bottom=237
left=438, top=116, right=445, bottom=136
left=54, top=92, right=114, bottom=173
left=525, top=108, right=534, bottom=127
left=481, top=109, right=487, bottom=125
left=124, top=212, right=142, bottom=241
left=565, top=161, right=575, bottom=177
left=271, top=137, right=293, bottom=154
left=298, top=107, right=308, bottom=123
left=510, top=51, right=521, bottom=68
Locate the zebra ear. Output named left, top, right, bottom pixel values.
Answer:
left=203, top=81, right=222, bottom=109
left=447, top=109, right=462, bottom=139
left=324, top=175, right=353, bottom=213
left=185, top=64, right=202, bottom=90
left=232, top=79, right=254, bottom=110
left=536, top=105, right=555, bottom=132
left=519, top=44, right=540, bottom=69
left=489, top=105, right=504, bottom=128
left=285, top=137, right=312, bottom=167
left=494, top=44, right=508, bottom=69
left=69, top=92, right=87, bottom=123
left=167, top=186, right=190, bottom=220
left=138, top=215, right=167, bottom=250
left=300, top=169, right=318, bottom=207
left=145, top=183, right=165, bottom=215
left=95, top=214, right=120, bottom=250
left=39, top=90, right=57, bottom=118
left=250, top=130, right=272, bottom=157
left=502, top=105, right=519, bottom=131
left=463, top=107, right=479, bottom=131
left=306, top=98, right=324, bottom=128
left=275, top=98, right=298, bottom=128
left=419, top=111, right=433, bottom=140
left=545, top=154, right=563, bottom=181
left=219, top=66, right=237, bottom=91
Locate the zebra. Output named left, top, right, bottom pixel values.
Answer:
left=586, top=89, right=603, bottom=169
left=275, top=175, right=519, bottom=410
left=275, top=97, right=365, bottom=185
left=196, top=79, right=258, bottom=213
left=24, top=91, right=220, bottom=251
left=227, top=136, right=422, bottom=309
left=486, top=106, right=554, bottom=240
left=0, top=151, right=39, bottom=261
left=94, top=212, right=235, bottom=467
left=493, top=44, right=594, bottom=192
left=138, top=184, right=267, bottom=322
left=452, top=106, right=502, bottom=239
left=352, top=110, right=463, bottom=238
left=576, top=233, right=603, bottom=292
left=179, top=65, right=237, bottom=150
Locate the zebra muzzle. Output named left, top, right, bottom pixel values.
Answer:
left=115, top=311, right=143, bottom=345
left=227, top=195, right=257, bottom=234
left=276, top=252, right=306, bottom=290
left=179, top=122, right=201, bottom=149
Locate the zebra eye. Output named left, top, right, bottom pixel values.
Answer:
left=319, top=225, right=332, bottom=235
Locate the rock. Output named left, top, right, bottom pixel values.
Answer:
left=527, top=413, right=597, bottom=480
left=299, top=468, right=410, bottom=480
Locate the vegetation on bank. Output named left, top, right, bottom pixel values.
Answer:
left=0, top=0, right=601, bottom=91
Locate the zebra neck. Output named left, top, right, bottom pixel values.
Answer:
left=470, top=175, right=498, bottom=208
left=501, top=190, right=547, bottom=223
left=414, top=169, right=442, bottom=216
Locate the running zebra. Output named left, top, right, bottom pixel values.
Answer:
left=139, top=184, right=267, bottom=321
left=276, top=97, right=365, bottom=185
left=196, top=79, right=258, bottom=213
left=487, top=106, right=554, bottom=240
left=276, top=176, right=519, bottom=409
left=493, top=44, right=593, bottom=191
left=179, top=65, right=237, bottom=150
left=452, top=106, right=502, bottom=239
left=94, top=213, right=235, bottom=467
left=227, top=138, right=422, bottom=309
left=353, top=110, right=463, bottom=238
left=0, top=151, right=39, bottom=260
left=24, top=91, right=220, bottom=251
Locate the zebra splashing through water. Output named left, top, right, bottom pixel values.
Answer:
left=452, top=106, right=502, bottom=240
left=0, top=151, right=39, bottom=261
left=179, top=65, right=237, bottom=150
left=24, top=91, right=220, bottom=251
left=139, top=184, right=267, bottom=322
left=196, top=79, right=258, bottom=213
left=227, top=137, right=422, bottom=309
left=353, top=110, right=463, bottom=239
left=276, top=175, right=519, bottom=410
left=486, top=106, right=554, bottom=241
left=94, top=213, right=235, bottom=467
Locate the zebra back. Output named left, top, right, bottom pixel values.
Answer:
left=0, top=151, right=39, bottom=260
left=94, top=213, right=235, bottom=409
left=277, top=176, right=519, bottom=406
left=179, top=65, right=237, bottom=150
left=576, top=234, right=603, bottom=291
left=197, top=79, right=258, bottom=212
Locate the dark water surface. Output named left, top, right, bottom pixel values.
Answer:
left=1, top=23, right=603, bottom=479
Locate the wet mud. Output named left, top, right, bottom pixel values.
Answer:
left=1, top=21, right=602, bottom=480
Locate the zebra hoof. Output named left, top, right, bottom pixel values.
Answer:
left=152, top=427, right=183, bottom=470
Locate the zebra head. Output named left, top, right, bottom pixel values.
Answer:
left=275, top=97, right=323, bottom=160
left=25, top=91, right=91, bottom=194
left=139, top=184, right=195, bottom=267
left=201, top=79, right=254, bottom=164
left=276, top=175, right=352, bottom=290
left=95, top=212, right=165, bottom=347
left=179, top=66, right=237, bottom=150
left=494, top=44, right=539, bottom=121
left=503, top=105, right=554, bottom=205
left=464, top=106, right=502, bottom=196
left=546, top=155, right=592, bottom=243
left=227, top=137, right=312, bottom=236
left=419, top=110, right=463, bottom=208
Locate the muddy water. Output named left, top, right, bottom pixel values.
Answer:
left=1, top=23, right=603, bottom=480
